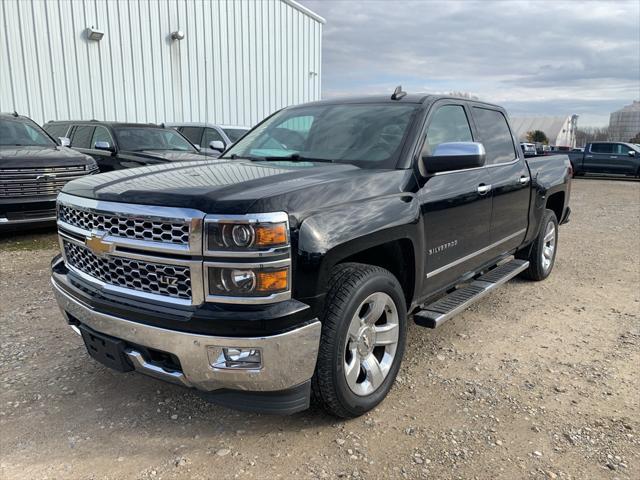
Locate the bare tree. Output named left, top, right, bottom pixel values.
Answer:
left=448, top=91, right=479, bottom=100
left=575, top=126, right=610, bottom=147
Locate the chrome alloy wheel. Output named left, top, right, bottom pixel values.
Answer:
left=344, top=292, right=399, bottom=396
left=541, top=220, right=556, bottom=271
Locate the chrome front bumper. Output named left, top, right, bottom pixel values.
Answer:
left=52, top=278, right=322, bottom=392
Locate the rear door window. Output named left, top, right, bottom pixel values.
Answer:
left=472, top=107, right=517, bottom=165
left=71, top=125, right=96, bottom=149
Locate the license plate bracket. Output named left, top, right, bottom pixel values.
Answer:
left=79, top=324, right=134, bottom=373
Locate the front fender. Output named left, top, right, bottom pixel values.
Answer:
left=293, top=193, right=422, bottom=302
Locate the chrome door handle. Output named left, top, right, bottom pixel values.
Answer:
left=477, top=184, right=492, bottom=195
left=610, top=156, right=617, bottom=159
left=518, top=176, right=530, bottom=185
left=586, top=155, right=593, bottom=158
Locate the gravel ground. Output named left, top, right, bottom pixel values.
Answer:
left=1, top=178, right=638, bottom=480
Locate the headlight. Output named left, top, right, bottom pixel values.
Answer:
left=204, top=213, right=289, bottom=254
left=206, top=262, right=290, bottom=301
left=203, top=213, right=291, bottom=303
left=85, top=159, right=99, bottom=173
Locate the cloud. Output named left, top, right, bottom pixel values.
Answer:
left=301, top=0, right=640, bottom=127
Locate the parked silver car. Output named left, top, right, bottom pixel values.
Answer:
left=168, top=123, right=250, bottom=155
left=520, top=142, right=537, bottom=157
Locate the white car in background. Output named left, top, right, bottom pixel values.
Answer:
left=520, top=142, right=537, bottom=157
left=167, top=123, right=250, bottom=155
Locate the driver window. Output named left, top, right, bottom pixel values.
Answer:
left=91, top=126, right=113, bottom=148
left=423, top=105, right=473, bottom=157
left=203, top=128, right=224, bottom=145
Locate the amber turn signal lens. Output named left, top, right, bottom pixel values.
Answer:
left=256, top=268, right=288, bottom=292
left=255, top=223, right=287, bottom=247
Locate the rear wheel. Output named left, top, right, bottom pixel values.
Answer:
left=519, top=209, right=558, bottom=281
left=312, top=263, right=407, bottom=418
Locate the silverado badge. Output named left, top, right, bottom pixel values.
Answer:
left=85, top=231, right=114, bottom=257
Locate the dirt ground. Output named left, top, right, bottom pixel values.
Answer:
left=1, top=178, right=638, bottom=480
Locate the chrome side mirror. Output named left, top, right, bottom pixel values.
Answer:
left=58, top=137, right=71, bottom=147
left=209, top=140, right=225, bottom=152
left=629, top=150, right=636, bottom=157
left=94, top=141, right=115, bottom=153
left=422, top=142, right=486, bottom=174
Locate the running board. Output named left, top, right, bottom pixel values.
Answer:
left=414, top=259, right=529, bottom=329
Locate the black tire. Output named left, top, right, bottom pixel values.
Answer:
left=519, top=209, right=558, bottom=281
left=312, top=263, right=407, bottom=418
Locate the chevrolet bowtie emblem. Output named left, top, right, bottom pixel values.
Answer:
left=85, top=231, right=114, bottom=257
left=36, top=173, right=56, bottom=181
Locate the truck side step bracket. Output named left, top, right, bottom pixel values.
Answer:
left=414, top=259, right=529, bottom=329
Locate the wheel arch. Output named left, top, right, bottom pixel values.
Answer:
left=294, top=195, right=423, bottom=307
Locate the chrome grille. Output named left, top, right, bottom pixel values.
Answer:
left=58, top=204, right=190, bottom=245
left=0, top=166, right=94, bottom=198
left=63, top=240, right=192, bottom=300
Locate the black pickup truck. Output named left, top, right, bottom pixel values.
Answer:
left=50, top=92, right=571, bottom=417
left=43, top=121, right=217, bottom=173
left=568, top=142, right=640, bottom=177
left=0, top=113, right=97, bottom=230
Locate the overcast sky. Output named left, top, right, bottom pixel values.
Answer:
left=301, top=0, right=640, bottom=127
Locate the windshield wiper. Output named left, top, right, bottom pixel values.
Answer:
left=262, top=153, right=334, bottom=163
left=226, top=153, right=266, bottom=161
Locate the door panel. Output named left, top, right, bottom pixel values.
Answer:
left=417, top=102, right=493, bottom=297
left=487, top=161, right=530, bottom=249
left=420, top=169, right=493, bottom=294
left=585, top=144, right=612, bottom=173
left=469, top=106, right=530, bottom=249
left=611, top=144, right=636, bottom=174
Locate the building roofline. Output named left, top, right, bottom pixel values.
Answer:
left=281, top=0, right=326, bottom=24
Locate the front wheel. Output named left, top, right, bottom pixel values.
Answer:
left=519, top=209, right=558, bottom=281
left=312, top=263, right=407, bottom=418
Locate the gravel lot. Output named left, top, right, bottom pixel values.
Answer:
left=1, top=178, right=638, bottom=480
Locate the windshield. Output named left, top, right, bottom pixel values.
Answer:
left=222, top=128, right=249, bottom=143
left=222, top=103, right=418, bottom=168
left=113, top=127, right=196, bottom=152
left=0, top=118, right=55, bottom=147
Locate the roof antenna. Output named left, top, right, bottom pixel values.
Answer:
left=391, top=85, right=406, bottom=101
left=12, top=110, right=19, bottom=117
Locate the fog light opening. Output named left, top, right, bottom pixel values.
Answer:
left=212, top=347, right=263, bottom=369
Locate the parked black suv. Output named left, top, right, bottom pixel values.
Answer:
left=43, top=121, right=217, bottom=172
left=0, top=113, right=97, bottom=230
left=51, top=92, right=571, bottom=417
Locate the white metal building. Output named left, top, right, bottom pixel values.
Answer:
left=0, top=0, right=324, bottom=127
left=510, top=115, right=579, bottom=148
left=609, top=101, right=640, bottom=142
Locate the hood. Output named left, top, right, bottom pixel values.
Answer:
left=122, top=150, right=218, bottom=162
left=0, top=145, right=94, bottom=169
left=61, top=159, right=414, bottom=216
